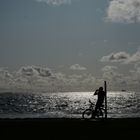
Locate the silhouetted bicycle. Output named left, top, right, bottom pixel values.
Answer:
left=82, top=99, right=105, bottom=120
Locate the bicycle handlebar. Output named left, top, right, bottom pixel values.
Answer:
left=89, top=99, right=94, bottom=105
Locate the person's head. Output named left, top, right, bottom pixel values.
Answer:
left=99, top=87, right=103, bottom=91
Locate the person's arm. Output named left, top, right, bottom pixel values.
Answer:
left=94, top=90, right=99, bottom=95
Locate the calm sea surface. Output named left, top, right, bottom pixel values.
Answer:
left=0, top=91, right=140, bottom=118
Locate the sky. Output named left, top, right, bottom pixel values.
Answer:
left=0, top=0, right=140, bottom=92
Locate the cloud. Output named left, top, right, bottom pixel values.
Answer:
left=70, top=64, right=87, bottom=71
left=17, top=66, right=39, bottom=77
left=101, top=65, right=120, bottom=82
left=130, top=66, right=140, bottom=81
left=101, top=50, right=140, bottom=65
left=1, top=65, right=140, bottom=91
left=101, top=65, right=130, bottom=90
left=36, top=0, right=71, bottom=6
left=100, top=64, right=140, bottom=91
left=102, top=65, right=123, bottom=81
left=16, top=66, right=53, bottom=78
left=106, top=0, right=140, bottom=23
left=0, top=65, right=99, bottom=92
left=101, top=52, right=130, bottom=63
left=0, top=66, right=56, bottom=92
left=134, top=62, right=140, bottom=69
left=0, top=68, right=13, bottom=79
left=102, top=65, right=117, bottom=72
left=126, top=66, right=140, bottom=88
left=126, top=51, right=140, bottom=63
left=0, top=68, right=14, bottom=86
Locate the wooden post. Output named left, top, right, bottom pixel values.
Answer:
left=104, top=81, right=107, bottom=119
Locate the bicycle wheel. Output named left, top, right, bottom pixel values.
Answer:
left=82, top=109, right=93, bottom=119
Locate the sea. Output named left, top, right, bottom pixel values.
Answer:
left=0, top=91, right=140, bottom=119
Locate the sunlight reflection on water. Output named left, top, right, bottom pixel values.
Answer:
left=0, top=91, right=139, bottom=118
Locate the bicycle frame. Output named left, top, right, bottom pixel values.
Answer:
left=87, top=100, right=94, bottom=110
left=86, top=99, right=105, bottom=118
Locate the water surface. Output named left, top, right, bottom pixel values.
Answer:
left=0, top=91, right=139, bottom=118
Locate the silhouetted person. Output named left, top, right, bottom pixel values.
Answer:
left=93, top=87, right=105, bottom=118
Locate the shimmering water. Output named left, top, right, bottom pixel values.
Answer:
left=0, top=91, right=140, bottom=118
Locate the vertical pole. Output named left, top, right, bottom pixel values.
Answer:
left=104, top=81, right=107, bottom=119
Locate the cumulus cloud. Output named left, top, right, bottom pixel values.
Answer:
left=106, top=0, right=140, bottom=23
left=101, top=52, right=130, bottom=63
left=33, top=66, right=53, bottom=77
left=0, top=65, right=100, bottom=92
left=0, top=68, right=14, bottom=86
left=101, top=51, right=140, bottom=64
left=17, top=66, right=53, bottom=77
left=126, top=51, right=140, bottom=63
left=36, top=0, right=72, bottom=6
left=0, top=66, right=56, bottom=92
left=131, top=67, right=140, bottom=82
left=70, top=64, right=87, bottom=71
left=0, top=68, right=13, bottom=79
left=102, top=65, right=117, bottom=72
left=125, top=66, right=140, bottom=90
left=101, top=65, right=120, bottom=82
left=134, top=62, right=140, bottom=69
left=17, top=66, right=38, bottom=77
left=100, top=64, right=140, bottom=91
left=1, top=65, right=140, bottom=91
left=101, top=65, right=129, bottom=90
